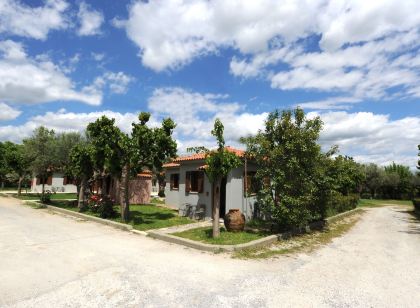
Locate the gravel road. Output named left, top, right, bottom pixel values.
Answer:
left=1, top=196, right=419, bottom=308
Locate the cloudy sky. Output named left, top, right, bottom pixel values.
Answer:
left=0, top=0, right=419, bottom=167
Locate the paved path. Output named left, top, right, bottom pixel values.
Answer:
left=1, top=197, right=419, bottom=308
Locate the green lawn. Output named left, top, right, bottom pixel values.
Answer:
left=50, top=201, right=192, bottom=231
left=358, top=199, right=412, bottom=207
left=173, top=226, right=269, bottom=245
left=150, top=197, right=165, bottom=204
left=13, top=193, right=77, bottom=200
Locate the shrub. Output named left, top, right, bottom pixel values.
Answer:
left=326, top=192, right=359, bottom=217
left=39, top=190, right=52, bottom=204
left=88, top=194, right=116, bottom=218
left=412, top=198, right=420, bottom=211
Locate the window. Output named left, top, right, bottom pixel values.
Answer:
left=170, top=174, right=179, bottom=190
left=63, top=176, right=76, bottom=185
left=185, top=171, right=204, bottom=193
left=244, top=171, right=258, bottom=196
left=36, top=176, right=52, bottom=185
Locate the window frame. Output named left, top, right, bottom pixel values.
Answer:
left=170, top=173, right=180, bottom=190
left=185, top=171, right=204, bottom=193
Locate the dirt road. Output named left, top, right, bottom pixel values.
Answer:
left=1, top=196, right=419, bottom=307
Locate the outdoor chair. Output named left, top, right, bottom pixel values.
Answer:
left=193, top=204, right=206, bottom=220
left=179, top=203, right=192, bottom=217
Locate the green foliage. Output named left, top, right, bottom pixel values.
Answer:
left=69, top=143, right=94, bottom=179
left=88, top=194, right=116, bottom=218
left=131, top=112, right=177, bottom=175
left=191, top=119, right=242, bottom=184
left=327, top=155, right=364, bottom=195
left=326, top=192, right=359, bottom=217
left=417, top=144, right=420, bottom=172
left=360, top=162, right=417, bottom=200
left=87, top=116, right=125, bottom=177
left=54, top=132, right=83, bottom=175
left=23, top=127, right=57, bottom=194
left=243, top=108, right=326, bottom=229
left=39, top=190, right=52, bottom=204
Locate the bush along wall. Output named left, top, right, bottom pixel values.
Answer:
left=325, top=192, right=359, bottom=218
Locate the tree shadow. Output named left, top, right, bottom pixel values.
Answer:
left=394, top=207, right=420, bottom=235
left=129, top=210, right=176, bottom=225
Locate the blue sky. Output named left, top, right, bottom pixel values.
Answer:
left=0, top=0, right=419, bottom=167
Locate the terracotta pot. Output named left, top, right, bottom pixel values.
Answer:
left=224, top=209, right=245, bottom=232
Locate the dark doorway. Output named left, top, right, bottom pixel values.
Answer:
left=220, top=177, right=227, bottom=218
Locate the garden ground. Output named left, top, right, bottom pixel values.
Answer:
left=1, top=196, right=419, bottom=307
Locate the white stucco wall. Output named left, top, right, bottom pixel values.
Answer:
left=164, top=168, right=180, bottom=207
left=165, top=160, right=258, bottom=219
left=31, top=172, right=77, bottom=193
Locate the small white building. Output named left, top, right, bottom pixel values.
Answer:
left=31, top=172, right=78, bottom=193
left=163, top=147, right=258, bottom=219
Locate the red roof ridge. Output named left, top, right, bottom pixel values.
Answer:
left=167, top=146, right=245, bottom=164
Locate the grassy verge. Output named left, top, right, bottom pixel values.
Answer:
left=50, top=201, right=192, bottom=231
left=173, top=227, right=269, bottom=245
left=233, top=210, right=364, bottom=259
left=358, top=199, right=412, bottom=207
left=13, top=193, right=77, bottom=201
left=150, top=197, right=165, bottom=204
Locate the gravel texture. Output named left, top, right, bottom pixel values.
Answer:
left=1, top=196, right=419, bottom=308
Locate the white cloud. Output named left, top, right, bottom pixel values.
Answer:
left=0, top=109, right=139, bottom=143
left=91, top=52, right=105, bottom=62
left=87, top=71, right=135, bottom=95
left=148, top=87, right=267, bottom=151
left=312, top=111, right=420, bottom=168
left=122, top=0, right=420, bottom=107
left=0, top=102, right=21, bottom=120
left=0, top=0, right=69, bottom=40
left=0, top=91, right=418, bottom=168
left=77, top=1, right=104, bottom=36
left=0, top=40, right=102, bottom=105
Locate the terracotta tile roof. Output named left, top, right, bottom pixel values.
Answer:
left=137, top=170, right=152, bottom=178
left=171, top=146, right=245, bottom=163
left=162, top=162, right=181, bottom=168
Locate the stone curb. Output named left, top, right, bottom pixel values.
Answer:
left=325, top=208, right=363, bottom=224
left=44, top=204, right=134, bottom=231
left=148, top=207, right=364, bottom=253
left=147, top=231, right=285, bottom=252
left=22, top=200, right=135, bottom=232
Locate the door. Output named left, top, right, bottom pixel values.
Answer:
left=220, top=177, right=227, bottom=218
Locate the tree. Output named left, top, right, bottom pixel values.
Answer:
left=384, top=162, right=414, bottom=199
left=87, top=113, right=177, bottom=222
left=69, top=143, right=94, bottom=210
left=23, top=127, right=57, bottom=198
left=87, top=116, right=123, bottom=196
left=54, top=132, right=83, bottom=175
left=189, top=119, right=242, bottom=237
left=3, top=142, right=30, bottom=195
left=417, top=144, right=420, bottom=173
left=0, top=142, right=7, bottom=189
left=328, top=155, right=364, bottom=195
left=363, top=163, right=386, bottom=198
left=120, top=113, right=177, bottom=222
left=242, top=108, right=327, bottom=230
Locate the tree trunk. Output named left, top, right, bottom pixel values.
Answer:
left=17, top=176, right=23, bottom=196
left=119, top=164, right=130, bottom=222
left=78, top=176, right=87, bottom=211
left=101, top=172, right=107, bottom=196
left=212, top=178, right=222, bottom=238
